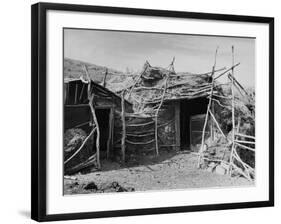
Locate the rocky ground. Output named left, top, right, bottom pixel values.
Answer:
left=64, top=150, right=253, bottom=195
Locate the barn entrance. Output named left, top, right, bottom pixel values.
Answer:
left=180, top=97, right=209, bottom=150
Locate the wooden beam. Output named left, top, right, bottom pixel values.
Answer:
left=64, top=84, right=67, bottom=104
left=169, top=67, right=226, bottom=77
left=210, top=97, right=230, bottom=108
left=74, top=83, right=78, bottom=104
left=155, top=73, right=170, bottom=156
left=167, top=82, right=211, bottom=90
left=106, top=108, right=113, bottom=159
left=73, top=121, right=91, bottom=129
left=234, top=142, right=255, bottom=152
left=126, top=138, right=155, bottom=145
left=121, top=91, right=126, bottom=163
left=79, top=83, right=85, bottom=101
left=110, top=108, right=114, bottom=156
left=84, top=64, right=101, bottom=169
left=88, top=96, right=101, bottom=169
left=229, top=46, right=236, bottom=175
left=228, top=75, right=244, bottom=97
left=175, top=102, right=181, bottom=151
left=210, top=102, right=214, bottom=141
left=126, top=132, right=155, bottom=137
left=197, top=47, right=218, bottom=168
left=235, top=132, right=255, bottom=139
left=103, top=68, right=108, bottom=88
left=235, top=140, right=255, bottom=145
left=214, top=63, right=240, bottom=80
left=126, top=120, right=155, bottom=127
left=228, top=73, right=253, bottom=100
left=66, top=83, right=69, bottom=104
left=212, top=94, right=231, bottom=99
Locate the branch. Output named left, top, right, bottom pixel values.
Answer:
left=64, top=127, right=96, bottom=165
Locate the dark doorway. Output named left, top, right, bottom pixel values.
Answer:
left=93, top=109, right=110, bottom=158
left=180, top=97, right=208, bottom=149
left=64, top=106, right=111, bottom=159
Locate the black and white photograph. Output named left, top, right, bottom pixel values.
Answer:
left=63, top=28, right=256, bottom=195
left=0, top=0, right=277, bottom=223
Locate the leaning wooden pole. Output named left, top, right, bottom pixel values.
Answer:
left=83, top=64, right=101, bottom=169
left=128, top=62, right=149, bottom=100
left=121, top=90, right=126, bottom=163
left=88, top=96, right=101, bottom=169
left=228, top=46, right=235, bottom=175
left=154, top=58, right=175, bottom=155
left=210, top=103, right=214, bottom=141
left=197, top=47, right=218, bottom=168
left=155, top=71, right=170, bottom=156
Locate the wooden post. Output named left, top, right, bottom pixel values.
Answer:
left=79, top=83, right=85, bottom=101
left=111, top=109, right=114, bottom=154
left=197, top=81, right=214, bottom=168
left=197, top=47, right=218, bottom=168
left=64, top=84, right=67, bottom=104
left=66, top=83, right=69, bottom=104
left=74, top=83, right=78, bottom=104
left=103, top=68, right=108, bottom=88
left=214, top=63, right=240, bottom=80
left=155, top=73, right=170, bottom=156
left=106, top=108, right=113, bottom=159
left=83, top=64, right=101, bottom=169
left=237, top=117, right=241, bottom=134
left=175, top=102, right=181, bottom=151
left=210, top=103, right=214, bottom=141
left=121, top=91, right=126, bottom=163
left=88, top=96, right=101, bottom=169
left=228, top=73, right=253, bottom=101
left=229, top=46, right=235, bottom=175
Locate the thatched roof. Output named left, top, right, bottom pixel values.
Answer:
left=123, top=62, right=222, bottom=114
left=129, top=62, right=217, bottom=105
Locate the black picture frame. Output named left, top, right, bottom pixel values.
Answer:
left=31, top=2, right=274, bottom=222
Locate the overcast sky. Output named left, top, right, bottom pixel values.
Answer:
left=64, top=29, right=255, bottom=87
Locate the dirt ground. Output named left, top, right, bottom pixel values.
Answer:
left=64, top=150, right=253, bottom=195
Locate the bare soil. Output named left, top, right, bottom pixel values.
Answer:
left=64, top=150, right=253, bottom=195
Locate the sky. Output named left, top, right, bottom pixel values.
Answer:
left=64, top=29, right=255, bottom=87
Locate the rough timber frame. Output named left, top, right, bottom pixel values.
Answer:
left=196, top=46, right=256, bottom=181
